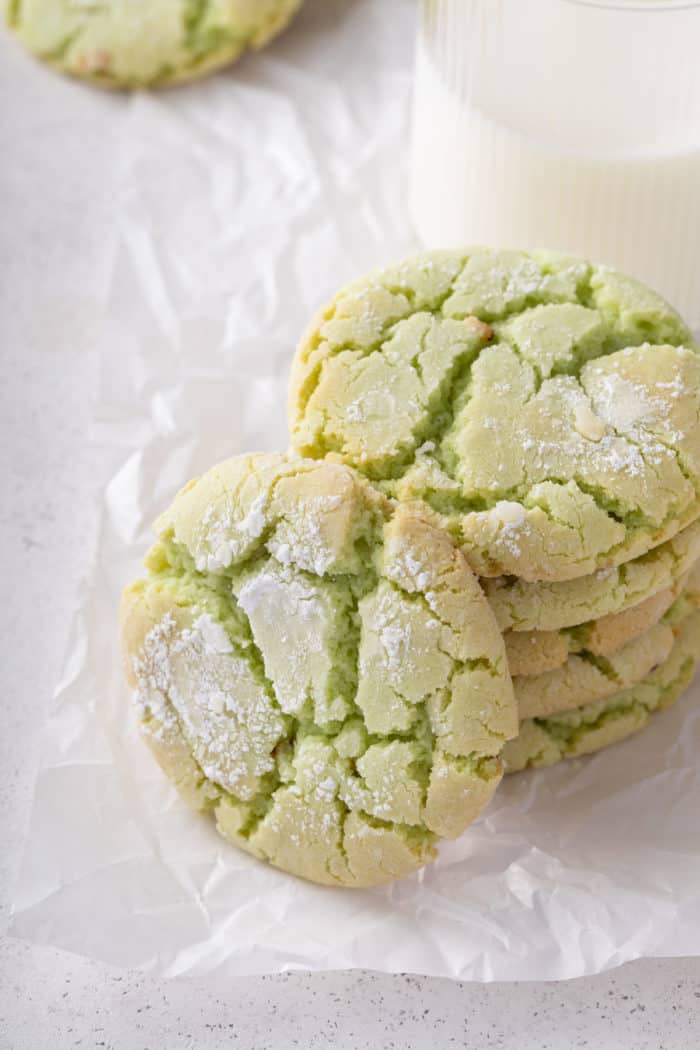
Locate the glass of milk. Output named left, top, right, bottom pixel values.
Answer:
left=410, top=0, right=700, bottom=325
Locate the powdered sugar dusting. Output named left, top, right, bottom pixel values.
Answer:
left=235, top=494, right=267, bottom=539
left=487, top=502, right=527, bottom=559
left=492, top=501, right=526, bottom=527
left=268, top=492, right=346, bottom=576
left=133, top=609, right=285, bottom=800
left=386, top=540, right=431, bottom=593
left=590, top=371, right=675, bottom=431
left=191, top=612, right=233, bottom=655
left=197, top=494, right=268, bottom=572
left=345, top=399, right=366, bottom=423
left=236, top=565, right=341, bottom=720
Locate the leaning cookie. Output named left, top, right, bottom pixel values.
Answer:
left=486, top=518, right=700, bottom=634
left=4, top=0, right=301, bottom=88
left=121, top=453, right=516, bottom=887
left=504, top=610, right=700, bottom=772
left=289, top=248, right=700, bottom=582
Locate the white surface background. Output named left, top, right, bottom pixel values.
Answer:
left=1, top=1, right=700, bottom=1044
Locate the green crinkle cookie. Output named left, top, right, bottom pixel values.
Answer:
left=486, top=518, right=700, bottom=633
left=5, top=0, right=301, bottom=88
left=504, top=577, right=682, bottom=676
left=514, top=619, right=675, bottom=720
left=504, top=609, right=700, bottom=772
left=121, top=453, right=517, bottom=887
left=505, top=561, right=700, bottom=678
left=289, top=249, right=699, bottom=583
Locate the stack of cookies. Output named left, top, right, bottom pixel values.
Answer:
left=288, top=249, right=700, bottom=775
left=122, top=249, right=700, bottom=887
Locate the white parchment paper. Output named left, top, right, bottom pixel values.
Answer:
left=10, top=0, right=700, bottom=980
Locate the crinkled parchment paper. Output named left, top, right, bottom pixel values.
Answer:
left=10, top=0, right=700, bottom=980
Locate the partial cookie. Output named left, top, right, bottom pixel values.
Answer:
left=5, top=0, right=301, bottom=88
left=289, top=249, right=699, bottom=582
left=121, top=453, right=516, bottom=888
left=664, top=562, right=700, bottom=626
left=505, top=578, right=682, bottom=676
left=504, top=609, right=700, bottom=772
left=514, top=620, right=675, bottom=720
left=486, top=518, right=700, bottom=633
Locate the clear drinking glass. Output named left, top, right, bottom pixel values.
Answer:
left=410, top=0, right=700, bottom=325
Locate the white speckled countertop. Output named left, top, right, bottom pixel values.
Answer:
left=1, top=4, right=699, bottom=1045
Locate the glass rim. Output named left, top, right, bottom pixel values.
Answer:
left=563, top=0, right=700, bottom=9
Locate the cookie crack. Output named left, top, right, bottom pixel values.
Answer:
left=383, top=579, right=500, bottom=678
left=294, top=257, right=472, bottom=425
left=574, top=650, right=623, bottom=686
